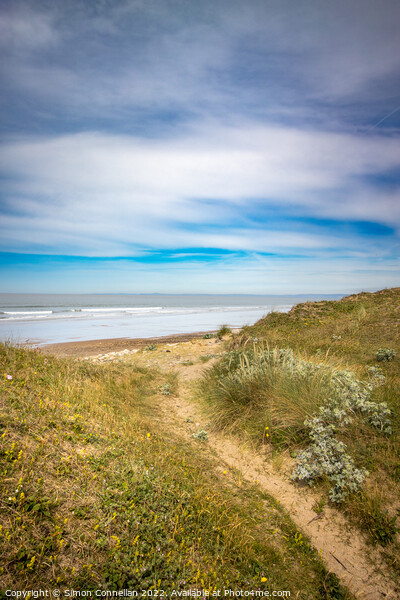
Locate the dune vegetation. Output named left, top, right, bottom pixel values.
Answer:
left=0, top=342, right=350, bottom=597
left=201, top=288, right=400, bottom=571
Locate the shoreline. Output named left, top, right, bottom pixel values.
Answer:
left=40, top=329, right=240, bottom=358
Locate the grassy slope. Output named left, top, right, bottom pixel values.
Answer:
left=235, top=288, right=400, bottom=567
left=243, top=287, right=400, bottom=366
left=0, top=344, right=351, bottom=598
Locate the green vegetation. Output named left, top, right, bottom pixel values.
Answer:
left=200, top=288, right=400, bottom=569
left=199, top=354, right=217, bottom=363
left=0, top=343, right=351, bottom=596
left=144, top=344, right=157, bottom=351
left=191, top=430, right=209, bottom=441
left=217, top=325, right=232, bottom=337
left=200, top=346, right=391, bottom=502
left=375, top=348, right=396, bottom=362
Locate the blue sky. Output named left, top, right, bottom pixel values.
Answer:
left=0, top=0, right=399, bottom=294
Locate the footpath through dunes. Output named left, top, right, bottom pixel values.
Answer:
left=88, top=336, right=398, bottom=600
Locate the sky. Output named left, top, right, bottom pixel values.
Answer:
left=0, top=0, right=399, bottom=294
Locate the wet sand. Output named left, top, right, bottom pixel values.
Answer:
left=41, top=330, right=220, bottom=358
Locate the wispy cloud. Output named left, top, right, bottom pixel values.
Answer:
left=0, top=0, right=399, bottom=292
left=1, top=125, right=399, bottom=256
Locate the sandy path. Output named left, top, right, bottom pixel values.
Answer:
left=83, top=338, right=397, bottom=599
left=170, top=366, right=396, bottom=600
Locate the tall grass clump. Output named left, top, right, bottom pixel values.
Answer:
left=200, top=346, right=337, bottom=445
left=217, top=325, right=232, bottom=337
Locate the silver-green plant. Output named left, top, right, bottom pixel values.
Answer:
left=158, top=383, right=171, bottom=396
left=292, top=414, right=368, bottom=503
left=191, top=430, right=208, bottom=441
left=375, top=348, right=396, bottom=362
left=288, top=351, right=391, bottom=502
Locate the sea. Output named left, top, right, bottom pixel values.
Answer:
left=0, top=293, right=343, bottom=346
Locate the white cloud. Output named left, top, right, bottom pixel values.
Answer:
left=1, top=123, right=399, bottom=256
left=4, top=125, right=399, bottom=203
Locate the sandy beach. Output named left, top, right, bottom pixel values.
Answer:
left=40, top=329, right=226, bottom=357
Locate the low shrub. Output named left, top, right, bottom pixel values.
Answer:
left=144, top=344, right=157, bottom=351
left=375, top=348, right=396, bottom=362
left=191, top=430, right=208, bottom=441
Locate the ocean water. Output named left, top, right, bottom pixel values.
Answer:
left=0, top=293, right=342, bottom=346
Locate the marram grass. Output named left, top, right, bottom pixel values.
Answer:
left=199, top=345, right=347, bottom=445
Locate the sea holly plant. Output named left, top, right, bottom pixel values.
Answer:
left=291, top=415, right=368, bottom=503
left=289, top=353, right=392, bottom=502
left=375, top=347, right=396, bottom=362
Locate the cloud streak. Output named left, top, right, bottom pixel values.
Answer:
left=1, top=125, right=399, bottom=256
